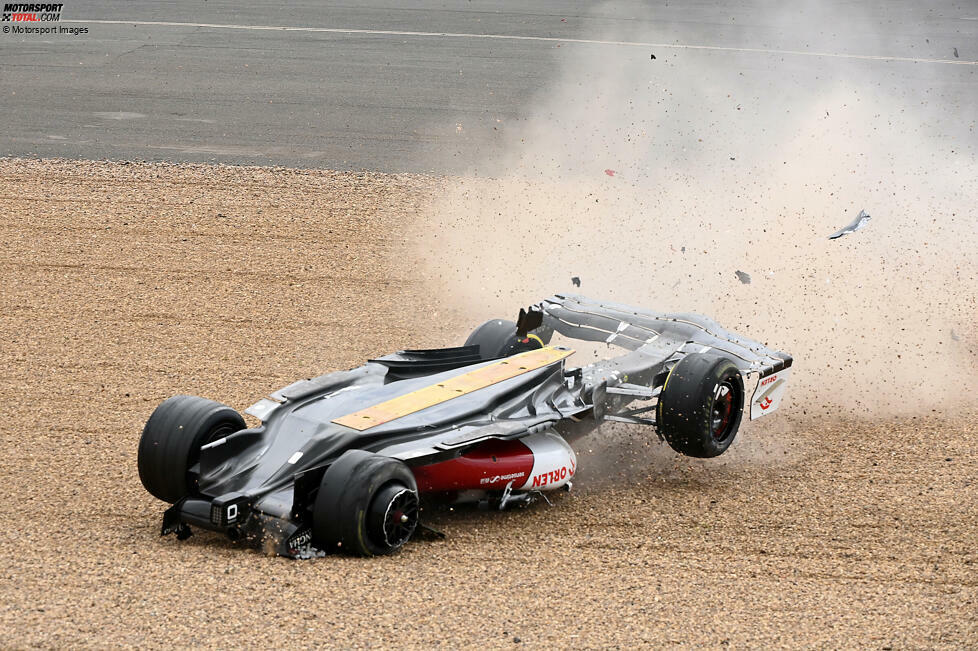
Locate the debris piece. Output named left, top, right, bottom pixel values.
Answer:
left=953, top=47, right=959, bottom=58
left=571, top=276, right=581, bottom=287
left=650, top=53, right=656, bottom=60
left=604, top=169, right=615, bottom=177
left=950, top=329, right=960, bottom=341
left=735, top=270, right=751, bottom=284
left=828, top=209, right=871, bottom=239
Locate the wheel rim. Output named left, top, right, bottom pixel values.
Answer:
left=368, top=484, right=419, bottom=550
left=190, top=421, right=238, bottom=467
left=711, top=381, right=737, bottom=442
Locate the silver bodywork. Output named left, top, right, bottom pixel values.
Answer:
left=534, top=294, right=792, bottom=422
left=168, top=294, right=791, bottom=556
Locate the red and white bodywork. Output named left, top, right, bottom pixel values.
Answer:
left=412, top=430, right=576, bottom=500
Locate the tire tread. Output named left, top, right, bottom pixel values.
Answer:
left=137, top=395, right=245, bottom=503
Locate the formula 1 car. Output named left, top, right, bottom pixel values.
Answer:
left=137, top=294, right=792, bottom=557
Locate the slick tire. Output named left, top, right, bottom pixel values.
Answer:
left=137, top=395, right=245, bottom=503
left=313, top=450, right=419, bottom=556
left=656, top=353, right=745, bottom=458
left=465, top=319, right=542, bottom=359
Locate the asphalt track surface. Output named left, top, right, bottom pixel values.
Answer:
left=1, top=1, right=976, bottom=171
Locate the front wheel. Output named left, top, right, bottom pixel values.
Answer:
left=656, top=354, right=745, bottom=458
left=312, top=450, right=419, bottom=556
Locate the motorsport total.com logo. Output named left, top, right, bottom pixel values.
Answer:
left=2, top=3, right=63, bottom=21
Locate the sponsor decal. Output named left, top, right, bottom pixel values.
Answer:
left=287, top=528, right=312, bottom=554
left=529, top=465, right=573, bottom=488
left=480, top=471, right=525, bottom=486
left=750, top=367, right=790, bottom=420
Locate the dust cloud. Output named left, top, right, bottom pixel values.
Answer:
left=413, top=5, right=977, bottom=417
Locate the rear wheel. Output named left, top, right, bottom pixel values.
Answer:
left=464, top=319, right=543, bottom=359
left=656, top=354, right=745, bottom=458
left=313, top=450, right=419, bottom=556
left=137, top=395, right=245, bottom=503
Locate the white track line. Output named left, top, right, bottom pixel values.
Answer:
left=62, top=19, right=976, bottom=66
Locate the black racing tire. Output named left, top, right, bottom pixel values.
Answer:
left=137, top=395, right=245, bottom=503
left=313, top=450, right=419, bottom=556
left=656, top=353, right=745, bottom=458
left=464, top=318, right=543, bottom=359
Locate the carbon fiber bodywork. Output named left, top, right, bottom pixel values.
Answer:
left=160, top=294, right=792, bottom=556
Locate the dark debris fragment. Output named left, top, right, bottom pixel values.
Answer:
left=735, top=270, right=751, bottom=284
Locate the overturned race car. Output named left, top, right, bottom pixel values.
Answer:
left=137, top=294, right=793, bottom=557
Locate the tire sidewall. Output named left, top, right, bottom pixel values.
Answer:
left=464, top=319, right=519, bottom=359
left=657, top=354, right=745, bottom=458
left=313, top=450, right=418, bottom=556
left=137, top=395, right=245, bottom=503
left=464, top=319, right=542, bottom=359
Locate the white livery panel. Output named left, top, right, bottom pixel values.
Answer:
left=517, top=430, right=576, bottom=490
left=750, top=367, right=791, bottom=420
